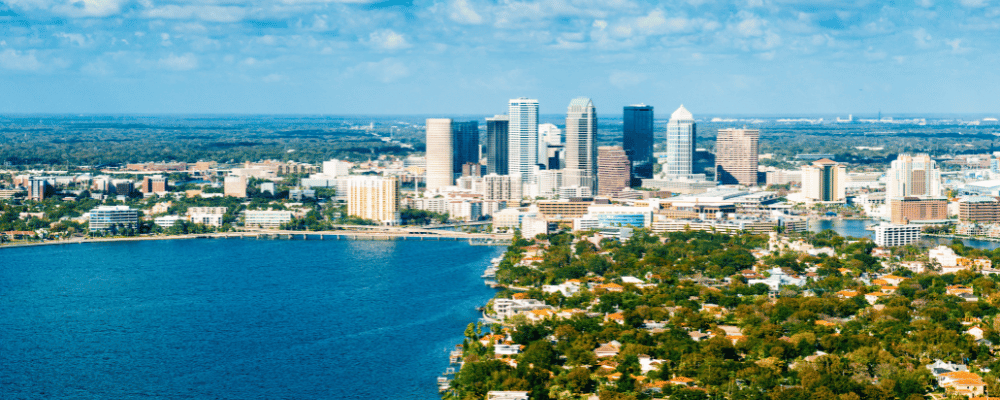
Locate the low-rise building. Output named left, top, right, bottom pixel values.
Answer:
left=89, top=205, right=139, bottom=231
left=244, top=210, right=293, bottom=229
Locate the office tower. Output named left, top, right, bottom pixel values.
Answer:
left=88, top=205, right=139, bottom=231
left=597, top=146, right=631, bottom=197
left=224, top=175, right=247, bottom=198
left=348, top=176, right=401, bottom=225
left=508, top=98, right=539, bottom=183
left=801, top=159, right=846, bottom=202
left=425, top=118, right=454, bottom=190
left=112, top=179, right=135, bottom=197
left=29, top=177, right=51, bottom=201
left=483, top=173, right=522, bottom=204
left=715, top=128, right=760, bottom=186
left=322, top=159, right=352, bottom=176
left=886, top=154, right=941, bottom=199
left=564, top=97, right=597, bottom=190
left=666, top=105, right=696, bottom=176
left=462, top=162, right=482, bottom=177
left=623, top=104, right=654, bottom=181
left=486, top=115, right=509, bottom=175
left=142, top=175, right=167, bottom=194
left=889, top=197, right=947, bottom=224
left=540, top=123, right=562, bottom=145
left=452, top=121, right=479, bottom=176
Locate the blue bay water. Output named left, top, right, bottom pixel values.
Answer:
left=0, top=238, right=503, bottom=399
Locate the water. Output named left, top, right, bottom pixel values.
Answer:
left=0, top=238, right=504, bottom=399
left=809, top=218, right=1000, bottom=250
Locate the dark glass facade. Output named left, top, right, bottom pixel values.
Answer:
left=623, top=105, right=654, bottom=182
left=452, top=121, right=479, bottom=174
left=486, top=117, right=508, bottom=175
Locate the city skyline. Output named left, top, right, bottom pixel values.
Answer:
left=2, top=1, right=999, bottom=115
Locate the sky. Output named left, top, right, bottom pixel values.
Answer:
left=1, top=0, right=999, bottom=115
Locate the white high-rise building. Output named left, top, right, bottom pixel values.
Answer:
left=509, top=98, right=539, bottom=184
left=886, top=154, right=941, bottom=200
left=665, top=105, right=695, bottom=176
left=426, top=118, right=455, bottom=190
left=564, top=97, right=597, bottom=190
left=801, top=159, right=847, bottom=203
left=322, top=159, right=352, bottom=177
left=348, top=176, right=401, bottom=225
left=484, top=173, right=522, bottom=204
left=540, top=123, right=562, bottom=146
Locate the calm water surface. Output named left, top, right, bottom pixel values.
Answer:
left=0, top=238, right=503, bottom=399
left=809, top=218, right=1000, bottom=250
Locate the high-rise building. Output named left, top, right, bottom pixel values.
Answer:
left=540, top=123, right=562, bottom=146
left=224, top=175, right=247, bottom=198
left=623, top=104, right=654, bottom=181
left=483, top=173, right=522, bottom=204
left=715, top=128, right=760, bottom=186
left=348, top=176, right=400, bottom=225
left=89, top=205, right=139, bottom=231
left=564, top=97, right=597, bottom=190
left=886, top=154, right=941, bottom=199
left=508, top=98, right=539, bottom=183
left=112, top=180, right=135, bottom=197
left=142, top=175, right=167, bottom=194
left=889, top=197, right=948, bottom=224
left=597, top=146, right=631, bottom=197
left=322, top=159, right=352, bottom=176
left=452, top=121, right=479, bottom=176
left=29, top=177, right=51, bottom=201
left=462, top=162, right=482, bottom=177
left=486, top=115, right=509, bottom=176
left=801, top=159, right=846, bottom=203
left=666, top=105, right=696, bottom=176
left=425, top=118, right=454, bottom=190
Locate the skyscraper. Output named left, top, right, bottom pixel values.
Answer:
left=486, top=115, right=509, bottom=175
left=886, top=154, right=941, bottom=199
left=666, top=105, right=695, bottom=176
left=714, top=128, right=760, bottom=186
left=564, top=97, right=597, bottom=190
left=425, top=118, right=454, bottom=190
left=508, top=98, right=539, bottom=183
left=801, top=159, right=846, bottom=203
left=452, top=121, right=479, bottom=175
left=597, top=146, right=630, bottom=197
left=348, top=176, right=401, bottom=225
left=623, top=104, right=654, bottom=181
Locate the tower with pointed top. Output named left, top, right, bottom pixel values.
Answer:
left=665, top=105, right=696, bottom=176
left=564, top=97, right=598, bottom=191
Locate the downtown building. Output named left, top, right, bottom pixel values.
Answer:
left=665, top=105, right=696, bottom=176
left=483, top=173, right=522, bottom=204
left=348, top=176, right=401, bottom=225
left=425, top=118, right=480, bottom=191
left=564, top=97, right=598, bottom=191
left=886, top=154, right=941, bottom=199
left=485, top=115, right=509, bottom=175
left=89, top=205, right=139, bottom=231
left=508, top=98, right=539, bottom=184
left=801, top=159, right=846, bottom=203
left=714, top=128, right=759, bottom=186
left=597, top=146, right=630, bottom=197
left=623, top=104, right=654, bottom=182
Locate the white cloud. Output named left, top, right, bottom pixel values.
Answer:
left=609, top=70, right=647, bottom=88
left=262, top=73, right=287, bottom=83
left=54, top=32, right=87, bottom=46
left=354, top=58, right=410, bottom=83
left=912, top=27, right=932, bottom=47
left=959, top=0, right=988, bottom=7
left=6, top=0, right=127, bottom=17
left=449, top=0, right=483, bottom=25
left=366, top=29, right=411, bottom=51
left=0, top=49, right=43, bottom=71
left=158, top=53, right=199, bottom=71
left=142, top=5, right=248, bottom=23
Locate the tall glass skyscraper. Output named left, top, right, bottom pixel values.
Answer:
left=564, top=97, right=597, bottom=190
left=485, top=115, right=509, bottom=175
left=508, top=98, right=539, bottom=183
left=451, top=121, right=479, bottom=175
left=665, top=105, right=695, bottom=176
left=425, top=118, right=454, bottom=190
left=623, top=104, right=654, bottom=181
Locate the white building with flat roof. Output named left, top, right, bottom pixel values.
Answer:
left=244, top=210, right=293, bottom=229
left=874, top=223, right=921, bottom=247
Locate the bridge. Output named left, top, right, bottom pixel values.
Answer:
left=216, top=226, right=513, bottom=245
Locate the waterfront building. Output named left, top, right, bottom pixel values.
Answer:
left=801, top=159, right=846, bottom=203
left=959, top=196, right=1000, bottom=222
left=597, top=146, right=630, bottom=197
left=508, top=98, right=539, bottom=184
left=483, top=173, right=522, bottom=204
left=889, top=197, right=948, bottom=224
left=623, top=104, right=654, bottom=181
left=300, top=176, right=350, bottom=202
left=224, top=174, right=247, bottom=198
left=154, top=215, right=184, bottom=228
left=452, top=121, right=479, bottom=176
left=425, top=118, right=455, bottom=190
left=492, top=208, right=524, bottom=232
left=485, top=115, right=509, bottom=176
left=142, top=175, right=167, bottom=194
left=244, top=210, right=293, bottom=229
left=448, top=200, right=483, bottom=222
left=715, top=128, right=759, bottom=186
left=348, top=176, right=401, bottom=225
left=583, top=205, right=654, bottom=228
left=188, top=207, right=227, bottom=227
left=564, top=97, right=598, bottom=190
left=873, top=223, right=922, bottom=247
left=89, top=205, right=139, bottom=231
left=886, top=153, right=941, bottom=199
left=665, top=105, right=696, bottom=176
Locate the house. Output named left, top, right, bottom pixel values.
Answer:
left=926, top=359, right=968, bottom=376
left=487, top=391, right=531, bottom=400
left=865, top=292, right=889, bottom=305
left=669, top=377, right=695, bottom=386
left=594, top=341, right=621, bottom=358
left=605, top=312, right=625, bottom=324
left=815, top=320, right=837, bottom=328
left=595, top=283, right=624, bottom=292
left=836, top=290, right=860, bottom=298
left=542, top=281, right=581, bottom=296
left=638, top=354, right=665, bottom=374
left=747, top=267, right=808, bottom=292
left=967, top=326, right=985, bottom=340
left=900, top=261, right=926, bottom=274
left=492, top=298, right=552, bottom=319
left=937, top=371, right=986, bottom=397
left=524, top=309, right=555, bottom=322
left=930, top=246, right=960, bottom=267
left=689, top=331, right=712, bottom=341
left=494, top=344, right=522, bottom=356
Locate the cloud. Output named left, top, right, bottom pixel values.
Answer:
left=449, top=0, right=483, bottom=24
left=54, top=32, right=87, bottom=46
left=0, top=49, right=43, bottom=71
left=959, top=0, right=988, bottom=7
left=6, top=0, right=127, bottom=17
left=158, top=53, right=199, bottom=71
left=142, top=5, right=248, bottom=23
left=366, top=29, right=411, bottom=50
left=354, top=58, right=410, bottom=83
left=912, top=27, right=932, bottom=47
left=608, top=70, right=647, bottom=88
left=262, top=73, right=287, bottom=83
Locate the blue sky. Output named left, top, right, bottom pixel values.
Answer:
left=1, top=0, right=998, bottom=115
